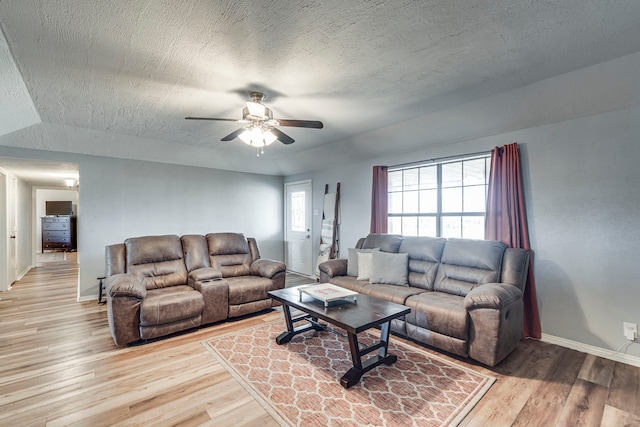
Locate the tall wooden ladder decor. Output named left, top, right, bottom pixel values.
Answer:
left=316, top=183, right=340, bottom=278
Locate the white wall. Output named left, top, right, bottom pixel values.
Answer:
left=16, top=177, right=31, bottom=277
left=286, top=55, right=640, bottom=359
left=35, top=188, right=79, bottom=253
left=0, top=168, right=32, bottom=288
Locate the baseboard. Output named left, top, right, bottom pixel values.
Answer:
left=17, top=266, right=32, bottom=281
left=541, top=333, right=640, bottom=368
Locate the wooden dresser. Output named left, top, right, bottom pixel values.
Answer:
left=42, top=216, right=77, bottom=251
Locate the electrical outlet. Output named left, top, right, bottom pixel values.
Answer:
left=623, top=322, right=638, bottom=341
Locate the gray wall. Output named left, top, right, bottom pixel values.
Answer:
left=0, top=146, right=284, bottom=299
left=287, top=56, right=640, bottom=358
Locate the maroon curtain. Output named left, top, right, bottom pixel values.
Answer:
left=370, top=166, right=388, bottom=234
left=485, top=143, right=541, bottom=339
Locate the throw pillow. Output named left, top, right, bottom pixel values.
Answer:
left=347, top=247, right=379, bottom=277
left=370, top=251, right=409, bottom=286
left=357, top=252, right=374, bottom=281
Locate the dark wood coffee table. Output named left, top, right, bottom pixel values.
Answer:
left=268, top=286, right=411, bottom=388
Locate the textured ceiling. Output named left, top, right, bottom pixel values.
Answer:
left=1, top=0, right=640, bottom=179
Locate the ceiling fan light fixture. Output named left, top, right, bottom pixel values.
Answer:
left=186, top=90, right=323, bottom=156
left=263, top=130, right=277, bottom=146
left=246, top=101, right=266, bottom=118
left=238, top=129, right=252, bottom=145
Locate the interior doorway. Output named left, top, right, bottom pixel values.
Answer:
left=0, top=171, right=8, bottom=291
left=284, top=180, right=313, bottom=277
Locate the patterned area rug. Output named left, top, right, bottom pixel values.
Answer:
left=202, top=321, right=495, bottom=427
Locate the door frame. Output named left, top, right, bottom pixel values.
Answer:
left=0, top=169, right=10, bottom=291
left=284, top=179, right=313, bottom=277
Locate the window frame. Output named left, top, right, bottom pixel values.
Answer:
left=387, top=153, right=491, bottom=238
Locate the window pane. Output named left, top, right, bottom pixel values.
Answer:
left=442, top=162, right=462, bottom=188
left=386, top=154, right=490, bottom=238
left=442, top=187, right=462, bottom=212
left=418, top=217, right=436, bottom=237
left=291, top=191, right=305, bottom=232
left=402, top=216, right=418, bottom=236
left=388, top=171, right=403, bottom=192
left=463, top=185, right=486, bottom=212
left=403, top=169, right=419, bottom=191
left=441, top=216, right=462, bottom=238
left=419, top=166, right=437, bottom=189
left=419, top=189, right=437, bottom=213
left=463, top=159, right=486, bottom=186
left=388, top=192, right=403, bottom=214
left=403, top=190, right=419, bottom=213
left=462, top=216, right=485, bottom=239
left=388, top=217, right=402, bottom=234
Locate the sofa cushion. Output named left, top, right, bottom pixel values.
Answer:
left=329, top=276, right=371, bottom=293
left=206, top=233, right=252, bottom=277
left=405, top=292, right=468, bottom=340
left=361, top=284, right=425, bottom=305
left=362, top=234, right=403, bottom=253
left=226, top=276, right=275, bottom=305
left=370, top=251, right=408, bottom=286
left=434, top=239, right=506, bottom=296
left=125, top=235, right=188, bottom=290
left=347, top=247, right=379, bottom=277
left=181, top=234, right=210, bottom=272
left=357, top=252, right=374, bottom=280
left=399, top=236, right=446, bottom=290
left=139, top=285, right=204, bottom=326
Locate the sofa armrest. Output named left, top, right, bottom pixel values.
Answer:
left=107, top=273, right=147, bottom=299
left=251, top=259, right=286, bottom=279
left=188, top=269, right=228, bottom=325
left=464, top=283, right=523, bottom=310
left=105, top=274, right=146, bottom=346
left=188, top=267, right=222, bottom=286
left=318, top=259, right=347, bottom=279
left=464, top=283, right=524, bottom=367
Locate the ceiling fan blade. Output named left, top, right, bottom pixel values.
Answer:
left=185, top=117, right=242, bottom=122
left=221, top=128, right=246, bottom=141
left=277, top=119, right=323, bottom=129
left=271, top=128, right=295, bottom=145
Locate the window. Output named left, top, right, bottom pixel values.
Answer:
left=290, top=191, right=306, bottom=232
left=388, top=155, right=491, bottom=238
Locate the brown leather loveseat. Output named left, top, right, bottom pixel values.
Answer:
left=319, top=234, right=529, bottom=366
left=105, top=232, right=285, bottom=346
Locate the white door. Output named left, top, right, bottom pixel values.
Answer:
left=285, top=180, right=313, bottom=276
left=0, top=172, right=8, bottom=291
left=8, top=176, right=17, bottom=284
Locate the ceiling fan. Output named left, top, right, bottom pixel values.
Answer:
left=186, top=91, right=323, bottom=155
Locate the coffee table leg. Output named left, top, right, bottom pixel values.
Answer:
left=275, top=304, right=327, bottom=345
left=340, top=321, right=398, bottom=389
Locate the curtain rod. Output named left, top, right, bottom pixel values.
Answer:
left=388, top=150, right=490, bottom=171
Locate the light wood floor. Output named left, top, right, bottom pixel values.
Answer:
left=1, top=256, right=639, bottom=427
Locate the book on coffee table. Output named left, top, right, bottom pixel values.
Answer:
left=298, top=283, right=358, bottom=307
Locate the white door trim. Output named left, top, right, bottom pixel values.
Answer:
left=0, top=169, right=10, bottom=291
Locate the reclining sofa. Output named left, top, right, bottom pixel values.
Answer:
left=105, top=232, right=286, bottom=346
left=319, top=234, right=529, bottom=366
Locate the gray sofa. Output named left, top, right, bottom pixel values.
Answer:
left=319, top=234, right=529, bottom=366
left=105, top=232, right=286, bottom=346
